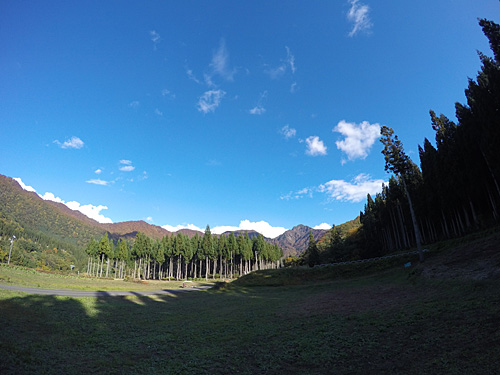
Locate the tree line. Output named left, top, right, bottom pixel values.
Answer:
left=85, top=226, right=284, bottom=280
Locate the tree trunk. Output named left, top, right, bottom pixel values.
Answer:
left=105, top=257, right=110, bottom=278
left=401, top=176, right=424, bottom=262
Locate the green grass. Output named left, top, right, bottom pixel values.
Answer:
left=1, top=269, right=499, bottom=374
left=1, top=232, right=500, bottom=374
left=0, top=264, right=212, bottom=291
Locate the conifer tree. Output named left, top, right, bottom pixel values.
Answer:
left=380, top=126, right=424, bottom=262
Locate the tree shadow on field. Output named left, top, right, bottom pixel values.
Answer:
left=0, top=289, right=225, bottom=375
left=0, top=285, right=287, bottom=375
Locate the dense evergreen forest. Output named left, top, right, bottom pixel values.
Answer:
left=305, top=19, right=500, bottom=265
left=85, top=226, right=283, bottom=280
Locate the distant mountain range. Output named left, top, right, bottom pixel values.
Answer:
left=0, top=174, right=330, bottom=258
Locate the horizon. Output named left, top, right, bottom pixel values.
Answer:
left=2, top=1, right=499, bottom=239
left=12, top=175, right=329, bottom=239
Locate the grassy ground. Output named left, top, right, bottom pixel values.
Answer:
left=1, top=233, right=499, bottom=374
left=0, top=264, right=211, bottom=291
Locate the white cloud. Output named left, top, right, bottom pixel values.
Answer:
left=54, top=136, right=84, bottom=149
left=206, top=159, right=222, bottom=167
left=249, top=91, right=268, bottom=115
left=86, top=179, right=110, bottom=186
left=290, top=82, right=298, bottom=93
left=94, top=169, right=102, bottom=174
left=146, top=216, right=153, bottom=222
left=150, top=30, right=161, bottom=49
left=280, top=125, right=297, bottom=139
left=40, top=192, right=65, bottom=203
left=66, top=201, right=113, bottom=223
left=162, top=224, right=204, bottom=233
left=119, top=166, right=135, bottom=172
left=186, top=68, right=201, bottom=84
left=314, top=223, right=332, bottom=230
left=265, top=46, right=296, bottom=79
left=14, top=177, right=113, bottom=223
left=197, top=89, right=226, bottom=114
left=13, top=177, right=36, bottom=192
left=129, top=100, right=140, bottom=109
left=209, top=39, right=236, bottom=82
left=249, top=106, right=266, bottom=115
left=212, top=220, right=288, bottom=239
left=334, top=120, right=380, bottom=162
left=319, top=173, right=385, bottom=203
left=161, top=88, right=175, bottom=99
left=285, top=46, right=296, bottom=74
left=266, top=64, right=287, bottom=79
left=280, top=187, right=313, bottom=201
left=305, top=136, right=327, bottom=156
left=119, top=160, right=135, bottom=172
left=155, top=108, right=163, bottom=116
left=347, top=0, right=373, bottom=37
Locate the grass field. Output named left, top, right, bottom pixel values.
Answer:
left=1, top=234, right=500, bottom=374
left=0, top=265, right=210, bottom=291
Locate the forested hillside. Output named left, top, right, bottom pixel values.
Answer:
left=306, top=19, right=500, bottom=265
left=0, top=175, right=105, bottom=269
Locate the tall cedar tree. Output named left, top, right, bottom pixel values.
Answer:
left=380, top=125, right=424, bottom=262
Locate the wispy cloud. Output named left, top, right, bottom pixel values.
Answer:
left=319, top=173, right=385, bottom=202
left=155, top=108, right=163, bottom=117
left=285, top=46, right=296, bottom=74
left=249, top=106, right=266, bottom=115
left=206, top=159, right=222, bottom=167
left=129, top=100, right=140, bottom=109
left=305, top=136, right=327, bottom=156
left=265, top=46, right=297, bottom=79
left=150, top=30, right=161, bottom=49
left=197, top=89, right=226, bottom=114
left=347, top=0, right=373, bottom=37
left=161, top=88, right=176, bottom=99
left=186, top=68, right=201, bottom=84
left=54, top=136, right=84, bottom=149
left=15, top=177, right=113, bottom=223
left=249, top=91, right=268, bottom=115
left=333, top=120, right=380, bottom=163
left=86, top=179, right=110, bottom=186
left=280, top=125, right=297, bottom=140
left=209, top=38, right=236, bottom=82
left=280, top=187, right=313, bottom=201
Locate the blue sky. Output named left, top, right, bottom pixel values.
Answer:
left=1, top=1, right=499, bottom=238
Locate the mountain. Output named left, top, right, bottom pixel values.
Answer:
left=222, top=230, right=261, bottom=239
left=273, top=224, right=328, bottom=257
left=101, top=221, right=171, bottom=240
